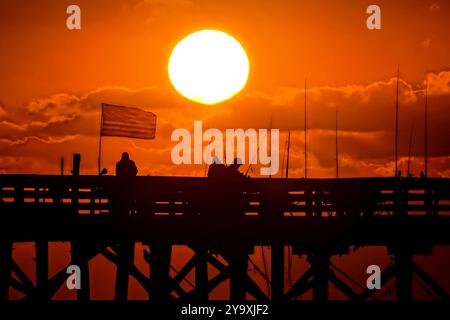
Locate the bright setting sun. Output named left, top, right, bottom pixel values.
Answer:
left=168, top=30, right=249, bottom=105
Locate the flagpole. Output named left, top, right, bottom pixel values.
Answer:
left=335, top=105, right=339, bottom=179
left=407, top=123, right=414, bottom=177
left=304, top=78, right=307, bottom=179
left=280, top=134, right=288, bottom=177
left=395, top=66, right=400, bottom=177
left=424, top=81, right=428, bottom=178
left=269, top=115, right=273, bottom=178
left=98, top=103, right=104, bottom=175
left=203, top=143, right=212, bottom=177
left=286, top=130, right=291, bottom=179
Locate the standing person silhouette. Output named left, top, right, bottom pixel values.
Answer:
left=114, top=152, right=138, bottom=221
left=114, top=152, right=138, bottom=300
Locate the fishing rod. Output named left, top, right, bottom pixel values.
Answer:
left=245, top=115, right=273, bottom=176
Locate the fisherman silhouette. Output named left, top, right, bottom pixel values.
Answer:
left=207, top=156, right=226, bottom=179
left=230, top=158, right=247, bottom=216
left=204, top=157, right=246, bottom=220
left=225, top=157, right=247, bottom=179
left=206, top=157, right=249, bottom=292
left=113, top=153, right=138, bottom=298
left=116, top=152, right=138, bottom=178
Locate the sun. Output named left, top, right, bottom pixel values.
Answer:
left=168, top=30, right=249, bottom=105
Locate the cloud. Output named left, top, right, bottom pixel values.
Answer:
left=0, top=71, right=450, bottom=177
left=27, top=94, right=80, bottom=119
left=429, top=3, right=440, bottom=12
left=0, top=135, right=78, bottom=147
left=0, top=105, right=6, bottom=117
left=426, top=71, right=450, bottom=95
left=208, top=75, right=430, bottom=134
left=0, top=86, right=192, bottom=140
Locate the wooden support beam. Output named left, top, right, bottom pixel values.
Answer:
left=229, top=250, right=248, bottom=301
left=309, top=254, right=330, bottom=301
left=395, top=251, right=413, bottom=302
left=114, top=241, right=135, bottom=301
left=0, top=241, right=13, bottom=300
left=35, top=241, right=48, bottom=301
left=194, top=246, right=208, bottom=300
left=149, top=243, right=172, bottom=301
left=71, top=241, right=91, bottom=301
left=271, top=245, right=284, bottom=300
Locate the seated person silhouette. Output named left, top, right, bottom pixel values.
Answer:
left=207, top=156, right=227, bottom=179
left=225, top=157, right=247, bottom=179
left=116, top=152, right=138, bottom=178
left=206, top=157, right=246, bottom=220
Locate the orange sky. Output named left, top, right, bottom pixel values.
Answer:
left=2, top=0, right=450, bottom=301
left=0, top=0, right=450, bottom=177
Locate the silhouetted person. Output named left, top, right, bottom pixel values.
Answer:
left=204, top=157, right=226, bottom=217
left=116, top=152, right=138, bottom=178
left=113, top=153, right=138, bottom=299
left=207, top=156, right=226, bottom=179
left=420, top=171, right=425, bottom=178
left=114, top=152, right=138, bottom=222
left=225, top=158, right=246, bottom=179
left=224, top=158, right=247, bottom=219
left=205, top=157, right=246, bottom=220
